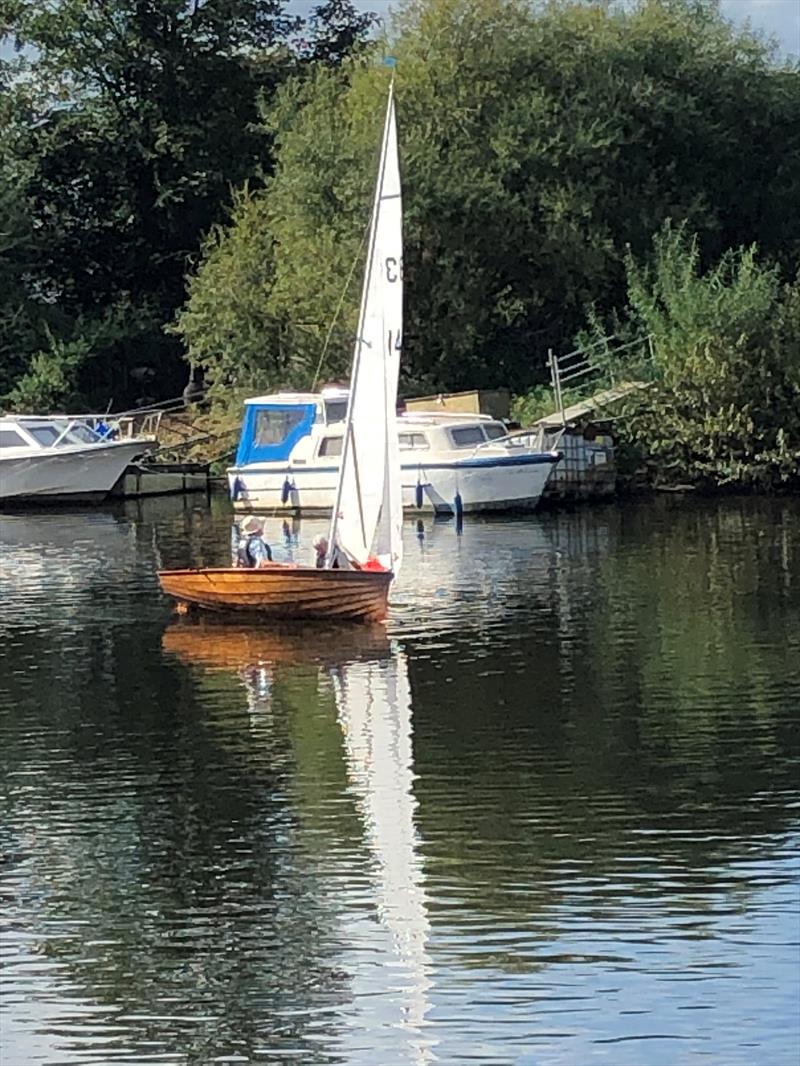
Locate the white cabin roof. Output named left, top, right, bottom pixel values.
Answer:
left=244, top=387, right=350, bottom=407
left=398, top=411, right=496, bottom=426
left=244, top=392, right=320, bottom=406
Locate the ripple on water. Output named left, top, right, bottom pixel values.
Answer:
left=1, top=498, right=799, bottom=1064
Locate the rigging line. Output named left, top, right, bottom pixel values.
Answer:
left=349, top=419, right=369, bottom=550
left=311, top=76, right=395, bottom=395
left=310, top=217, right=371, bottom=393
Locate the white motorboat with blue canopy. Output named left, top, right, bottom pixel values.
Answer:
left=228, top=387, right=560, bottom=515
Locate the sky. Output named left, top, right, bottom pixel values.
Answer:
left=290, top=0, right=800, bottom=58
left=1, top=1, right=798, bottom=61
left=718, top=0, right=800, bottom=56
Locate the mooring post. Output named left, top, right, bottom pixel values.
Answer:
left=548, top=348, right=566, bottom=427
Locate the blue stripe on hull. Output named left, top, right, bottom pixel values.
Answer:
left=421, top=454, right=557, bottom=471
left=229, top=453, right=557, bottom=477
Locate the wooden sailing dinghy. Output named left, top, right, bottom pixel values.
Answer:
left=158, top=78, right=404, bottom=623
left=159, top=565, right=393, bottom=622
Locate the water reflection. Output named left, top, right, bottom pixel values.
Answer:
left=162, top=621, right=392, bottom=718
left=331, top=651, right=434, bottom=1062
left=1, top=496, right=799, bottom=1064
left=163, top=621, right=434, bottom=1064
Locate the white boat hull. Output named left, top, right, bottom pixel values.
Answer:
left=0, top=441, right=150, bottom=504
left=228, top=453, right=558, bottom=515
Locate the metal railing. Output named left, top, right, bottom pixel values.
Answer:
left=71, top=410, right=164, bottom=440
left=544, top=334, right=654, bottom=428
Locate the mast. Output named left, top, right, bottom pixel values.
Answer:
left=325, top=79, right=397, bottom=568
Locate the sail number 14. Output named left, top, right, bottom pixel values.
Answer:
left=385, top=256, right=402, bottom=356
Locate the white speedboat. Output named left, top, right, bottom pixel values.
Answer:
left=0, top=414, right=154, bottom=504
left=227, top=387, right=560, bottom=515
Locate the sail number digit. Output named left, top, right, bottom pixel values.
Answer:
left=385, top=257, right=403, bottom=283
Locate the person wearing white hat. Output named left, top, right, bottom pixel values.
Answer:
left=235, top=515, right=273, bottom=568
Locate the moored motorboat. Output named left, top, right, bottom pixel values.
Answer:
left=227, top=392, right=560, bottom=515
left=0, top=414, right=154, bottom=505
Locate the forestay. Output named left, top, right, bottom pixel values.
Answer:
left=329, top=83, right=403, bottom=575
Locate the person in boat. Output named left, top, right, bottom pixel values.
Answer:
left=236, top=515, right=273, bottom=568
left=312, top=534, right=351, bottom=570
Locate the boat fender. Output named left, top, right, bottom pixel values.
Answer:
left=281, top=477, right=292, bottom=505
left=362, top=557, right=388, bottom=572
left=454, top=490, right=463, bottom=534
left=231, top=476, right=244, bottom=501
left=415, top=481, right=424, bottom=509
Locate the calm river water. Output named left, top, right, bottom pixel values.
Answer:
left=1, top=495, right=798, bottom=1065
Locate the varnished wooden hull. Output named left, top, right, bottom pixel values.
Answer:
left=162, top=620, right=390, bottom=670
left=157, top=565, right=393, bottom=622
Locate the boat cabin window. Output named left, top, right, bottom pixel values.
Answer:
left=449, top=426, right=486, bottom=448
left=323, top=399, right=348, bottom=424
left=398, top=432, right=429, bottom=451
left=26, top=423, right=62, bottom=447
left=484, top=423, right=508, bottom=440
left=0, top=428, right=28, bottom=448
left=254, top=407, right=307, bottom=447
left=24, top=421, right=101, bottom=447
left=318, top=435, right=343, bottom=457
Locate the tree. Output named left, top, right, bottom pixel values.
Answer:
left=0, top=0, right=375, bottom=409
left=176, top=0, right=800, bottom=399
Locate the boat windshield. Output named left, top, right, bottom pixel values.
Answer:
left=484, top=422, right=508, bottom=440
left=67, top=423, right=102, bottom=443
left=323, top=398, right=348, bottom=424
left=254, top=407, right=307, bottom=446
left=235, top=402, right=317, bottom=466
left=25, top=421, right=102, bottom=447
left=449, top=426, right=486, bottom=448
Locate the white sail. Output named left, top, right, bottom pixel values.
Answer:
left=329, top=85, right=404, bottom=575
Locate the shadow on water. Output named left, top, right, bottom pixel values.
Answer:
left=1, top=495, right=798, bottom=1064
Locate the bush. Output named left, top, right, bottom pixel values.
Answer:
left=606, top=223, right=800, bottom=488
left=5, top=333, right=92, bottom=412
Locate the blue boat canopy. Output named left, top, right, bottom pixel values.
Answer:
left=235, top=403, right=316, bottom=466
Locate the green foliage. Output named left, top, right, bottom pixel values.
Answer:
left=6, top=332, right=91, bottom=413
left=171, top=187, right=286, bottom=400
left=0, top=0, right=375, bottom=408
left=174, top=64, right=385, bottom=394
left=0, top=173, right=44, bottom=396
left=601, top=223, right=800, bottom=488
left=2, top=297, right=179, bottom=411
left=510, top=383, right=584, bottom=425
left=178, top=0, right=800, bottom=401
left=510, top=385, right=555, bottom=426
